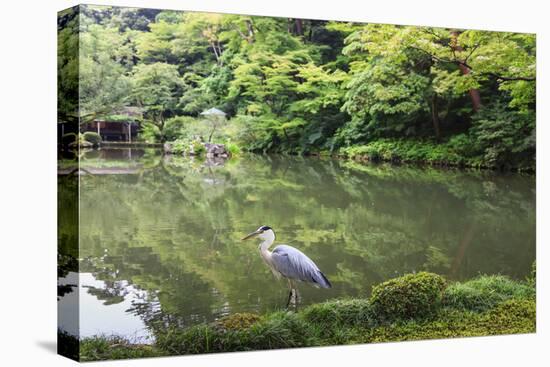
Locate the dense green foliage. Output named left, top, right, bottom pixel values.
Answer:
left=76, top=272, right=535, bottom=360
left=60, top=5, right=536, bottom=169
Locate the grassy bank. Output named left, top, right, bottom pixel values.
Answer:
left=339, top=138, right=535, bottom=172
left=68, top=272, right=535, bottom=361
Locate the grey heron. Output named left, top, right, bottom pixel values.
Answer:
left=241, top=226, right=332, bottom=307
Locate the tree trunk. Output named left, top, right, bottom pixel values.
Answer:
left=450, top=30, right=482, bottom=112
left=210, top=41, right=220, bottom=63
left=246, top=19, right=254, bottom=43
left=294, top=19, right=303, bottom=36
left=431, top=95, right=441, bottom=140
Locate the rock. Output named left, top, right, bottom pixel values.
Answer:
left=163, top=142, right=174, bottom=154
left=203, top=143, right=229, bottom=157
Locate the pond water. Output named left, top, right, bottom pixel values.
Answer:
left=58, top=148, right=535, bottom=342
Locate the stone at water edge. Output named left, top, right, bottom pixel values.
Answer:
left=163, top=142, right=174, bottom=154
left=204, top=143, right=230, bottom=157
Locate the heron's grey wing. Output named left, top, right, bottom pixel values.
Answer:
left=271, top=245, right=332, bottom=288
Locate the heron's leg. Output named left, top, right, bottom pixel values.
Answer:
left=285, top=279, right=294, bottom=308
left=291, top=281, right=301, bottom=310
left=286, top=279, right=298, bottom=310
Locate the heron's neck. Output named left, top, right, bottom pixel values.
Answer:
left=258, top=231, right=275, bottom=259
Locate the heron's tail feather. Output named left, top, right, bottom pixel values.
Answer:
left=315, top=271, right=332, bottom=288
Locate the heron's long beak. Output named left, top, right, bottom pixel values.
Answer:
left=241, top=230, right=261, bottom=241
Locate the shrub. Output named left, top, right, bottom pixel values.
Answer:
left=443, top=275, right=535, bottom=312
left=83, top=131, right=102, bottom=146
left=370, top=272, right=446, bottom=321
left=191, top=140, right=206, bottom=156
left=171, top=139, right=186, bottom=155
left=139, top=121, right=161, bottom=143
left=470, top=103, right=535, bottom=169
left=170, top=139, right=187, bottom=155
left=225, top=140, right=241, bottom=156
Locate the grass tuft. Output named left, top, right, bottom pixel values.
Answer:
left=443, top=275, right=535, bottom=312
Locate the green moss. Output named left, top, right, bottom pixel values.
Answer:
left=365, top=299, right=535, bottom=343
left=216, top=312, right=261, bottom=331
left=370, top=272, right=446, bottom=321
left=443, top=275, right=535, bottom=312
left=479, top=299, right=536, bottom=334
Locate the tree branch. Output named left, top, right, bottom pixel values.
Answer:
left=410, top=46, right=535, bottom=83
left=463, top=44, right=480, bottom=64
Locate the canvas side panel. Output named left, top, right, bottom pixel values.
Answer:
left=57, top=4, right=80, bottom=362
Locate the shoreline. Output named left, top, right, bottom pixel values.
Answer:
left=59, top=271, right=536, bottom=361
left=62, top=138, right=536, bottom=174
left=98, top=142, right=536, bottom=174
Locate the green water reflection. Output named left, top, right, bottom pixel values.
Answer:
left=71, top=148, right=535, bottom=337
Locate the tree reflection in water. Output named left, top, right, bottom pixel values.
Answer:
left=59, top=149, right=535, bottom=339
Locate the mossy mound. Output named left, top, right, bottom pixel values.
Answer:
left=370, top=272, right=446, bottom=321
